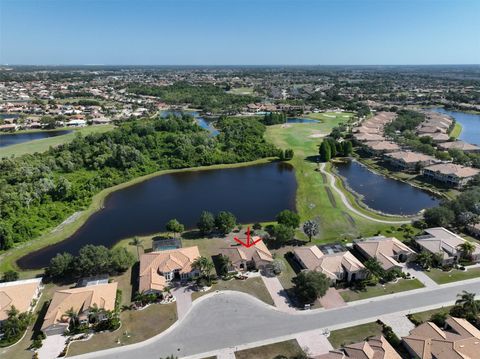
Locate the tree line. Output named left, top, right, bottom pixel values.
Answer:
left=0, top=114, right=279, bottom=250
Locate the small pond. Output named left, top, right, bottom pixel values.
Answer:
left=333, top=160, right=440, bottom=215
left=0, top=130, right=73, bottom=148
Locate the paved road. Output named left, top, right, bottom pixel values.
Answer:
left=319, top=163, right=411, bottom=224
left=72, top=279, right=480, bottom=359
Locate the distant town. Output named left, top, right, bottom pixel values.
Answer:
left=2, top=65, right=480, bottom=359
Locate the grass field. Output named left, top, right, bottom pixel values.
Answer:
left=66, top=303, right=177, bottom=357
left=0, top=125, right=115, bottom=158
left=408, top=306, right=453, bottom=324
left=450, top=122, right=463, bottom=139
left=191, top=277, right=274, bottom=306
left=340, top=279, right=424, bottom=302
left=264, top=115, right=407, bottom=243
left=425, top=267, right=480, bottom=284
left=328, top=322, right=383, bottom=349
left=235, top=340, right=303, bottom=359
left=228, top=87, right=255, bottom=95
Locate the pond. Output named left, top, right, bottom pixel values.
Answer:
left=18, top=162, right=297, bottom=269
left=287, top=118, right=319, bottom=124
left=160, top=111, right=219, bottom=136
left=430, top=108, right=480, bottom=145
left=0, top=130, right=73, bottom=148
left=333, top=160, right=440, bottom=215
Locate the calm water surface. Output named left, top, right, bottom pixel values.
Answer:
left=431, top=108, right=480, bottom=145
left=0, top=130, right=72, bottom=148
left=334, top=160, right=440, bottom=215
left=287, top=118, right=319, bottom=124
left=18, top=162, right=296, bottom=269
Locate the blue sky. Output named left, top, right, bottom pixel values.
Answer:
left=1, top=0, right=479, bottom=65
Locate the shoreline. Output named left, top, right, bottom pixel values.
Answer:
left=1, top=157, right=277, bottom=275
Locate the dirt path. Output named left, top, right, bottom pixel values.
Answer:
left=319, top=163, right=411, bottom=225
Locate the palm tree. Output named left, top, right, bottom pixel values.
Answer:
left=302, top=220, right=319, bottom=242
left=364, top=257, right=385, bottom=279
left=457, top=241, right=476, bottom=261
left=64, top=307, right=79, bottom=329
left=415, top=251, right=433, bottom=270
left=192, top=256, right=215, bottom=285
left=219, top=254, right=233, bottom=276
left=129, top=236, right=143, bottom=260
left=456, top=290, right=479, bottom=318
left=88, top=304, right=101, bottom=323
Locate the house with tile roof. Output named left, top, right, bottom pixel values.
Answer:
left=415, top=227, right=480, bottom=265
left=316, top=335, right=401, bottom=359
left=402, top=317, right=480, bottom=359
left=354, top=236, right=416, bottom=271
left=293, top=246, right=366, bottom=283
left=139, top=246, right=201, bottom=294
left=0, top=278, right=43, bottom=325
left=220, top=240, right=273, bottom=272
left=384, top=151, right=437, bottom=172
left=41, top=281, right=118, bottom=336
left=422, top=163, right=480, bottom=188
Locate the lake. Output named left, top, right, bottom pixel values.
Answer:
left=333, top=160, right=440, bottom=215
left=0, top=130, right=73, bottom=148
left=430, top=108, right=480, bottom=145
left=18, top=162, right=297, bottom=269
left=160, top=111, right=219, bottom=136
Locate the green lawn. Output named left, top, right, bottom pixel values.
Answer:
left=228, top=87, right=254, bottom=95
left=265, top=119, right=407, bottom=243
left=425, top=267, right=480, bottom=284
left=408, top=306, right=453, bottom=325
left=450, top=122, right=463, bottom=139
left=235, top=340, right=303, bottom=359
left=0, top=125, right=115, bottom=158
left=340, top=279, right=424, bottom=302
left=328, top=322, right=383, bottom=349
left=66, top=303, right=177, bottom=357
left=192, top=277, right=274, bottom=306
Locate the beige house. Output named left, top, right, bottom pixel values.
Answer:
left=438, top=141, right=480, bottom=153
left=415, top=227, right=480, bottom=264
left=0, top=278, right=43, bottom=325
left=354, top=133, right=385, bottom=142
left=418, top=132, right=450, bottom=143
left=422, top=163, right=480, bottom=188
left=316, top=335, right=401, bottom=359
left=403, top=317, right=480, bottom=359
left=220, top=240, right=273, bottom=272
left=41, top=281, right=118, bottom=336
left=354, top=236, right=416, bottom=271
left=363, top=141, right=400, bottom=156
left=293, top=246, right=366, bottom=283
left=384, top=151, right=437, bottom=171
left=139, top=246, right=201, bottom=294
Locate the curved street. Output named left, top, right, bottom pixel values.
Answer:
left=71, top=278, right=480, bottom=359
left=319, top=163, right=411, bottom=225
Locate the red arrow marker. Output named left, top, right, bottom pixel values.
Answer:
left=234, top=226, right=262, bottom=248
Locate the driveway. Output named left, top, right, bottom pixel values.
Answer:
left=319, top=288, right=346, bottom=309
left=70, top=278, right=480, bottom=359
left=295, top=328, right=333, bottom=356
left=37, top=334, right=66, bottom=359
left=261, top=275, right=296, bottom=313
left=406, top=265, right=439, bottom=288
left=171, top=285, right=193, bottom=319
